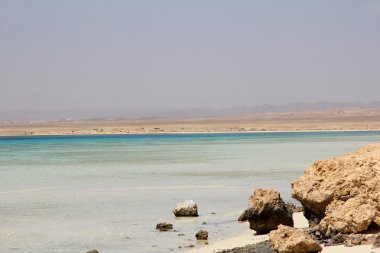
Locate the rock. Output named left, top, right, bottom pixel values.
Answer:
left=322, top=233, right=347, bottom=246
left=268, top=225, right=322, bottom=253
left=318, top=197, right=376, bottom=234
left=86, top=250, right=99, bottom=253
left=245, top=189, right=293, bottom=234
left=173, top=200, right=198, bottom=217
left=292, top=143, right=380, bottom=229
left=344, top=234, right=367, bottom=247
left=304, top=227, right=321, bottom=242
left=284, top=202, right=304, bottom=214
left=238, top=210, right=248, bottom=222
left=373, top=233, right=380, bottom=249
left=195, top=230, right=208, bottom=240
left=156, top=222, right=173, bottom=231
left=216, top=240, right=275, bottom=253
left=330, top=233, right=346, bottom=245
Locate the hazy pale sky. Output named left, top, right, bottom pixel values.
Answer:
left=1, top=0, right=379, bottom=110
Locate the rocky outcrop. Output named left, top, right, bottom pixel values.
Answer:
left=245, top=189, right=293, bottom=234
left=268, top=225, right=322, bottom=253
left=156, top=222, right=173, bottom=231
left=195, top=230, right=208, bottom=240
left=173, top=200, right=198, bottom=217
left=292, top=143, right=380, bottom=230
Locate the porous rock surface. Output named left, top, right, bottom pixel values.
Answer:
left=156, top=222, right=173, bottom=231
left=292, top=143, right=380, bottom=232
left=173, top=200, right=198, bottom=217
left=245, top=189, right=293, bottom=234
left=195, top=230, right=208, bottom=240
left=268, top=225, right=322, bottom=253
left=318, top=198, right=376, bottom=235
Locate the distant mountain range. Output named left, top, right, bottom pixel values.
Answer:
left=1, top=101, right=380, bottom=122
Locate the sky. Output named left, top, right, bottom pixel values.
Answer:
left=0, top=0, right=379, bottom=111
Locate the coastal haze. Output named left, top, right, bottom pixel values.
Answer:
left=1, top=1, right=380, bottom=115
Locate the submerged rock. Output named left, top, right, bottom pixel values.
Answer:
left=173, top=200, right=198, bottom=217
left=195, top=230, right=208, bottom=240
left=268, top=225, right=322, bottom=253
left=156, top=222, right=173, bottom=231
left=292, top=143, right=380, bottom=230
left=245, top=189, right=293, bottom=234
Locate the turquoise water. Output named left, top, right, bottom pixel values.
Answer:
left=1, top=131, right=380, bottom=253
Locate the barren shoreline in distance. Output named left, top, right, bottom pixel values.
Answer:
left=1, top=108, right=380, bottom=137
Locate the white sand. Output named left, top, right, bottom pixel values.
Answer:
left=184, top=212, right=379, bottom=253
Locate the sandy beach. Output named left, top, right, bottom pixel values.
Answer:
left=1, top=108, right=380, bottom=136
left=184, top=212, right=309, bottom=253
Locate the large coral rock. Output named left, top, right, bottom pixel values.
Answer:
left=245, top=189, right=293, bottom=234
left=292, top=143, right=380, bottom=229
left=318, top=197, right=376, bottom=234
left=269, top=225, right=322, bottom=253
left=173, top=200, right=198, bottom=217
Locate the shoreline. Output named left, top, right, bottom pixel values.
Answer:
left=1, top=108, right=380, bottom=137
left=183, top=212, right=379, bottom=253
left=1, top=128, right=380, bottom=138
left=0, top=110, right=380, bottom=136
left=183, top=212, right=309, bottom=253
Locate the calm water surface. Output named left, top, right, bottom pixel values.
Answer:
left=1, top=131, right=380, bottom=253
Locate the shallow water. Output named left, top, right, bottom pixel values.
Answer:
left=1, top=131, right=380, bottom=253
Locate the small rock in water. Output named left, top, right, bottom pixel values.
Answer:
left=173, top=200, right=198, bottom=217
left=195, top=230, right=208, bottom=240
left=86, top=250, right=99, bottom=253
left=178, top=233, right=185, bottom=236
left=202, top=221, right=207, bottom=225
left=156, top=222, right=173, bottom=231
left=211, top=212, right=216, bottom=214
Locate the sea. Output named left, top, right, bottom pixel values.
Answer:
left=1, top=131, right=380, bottom=253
